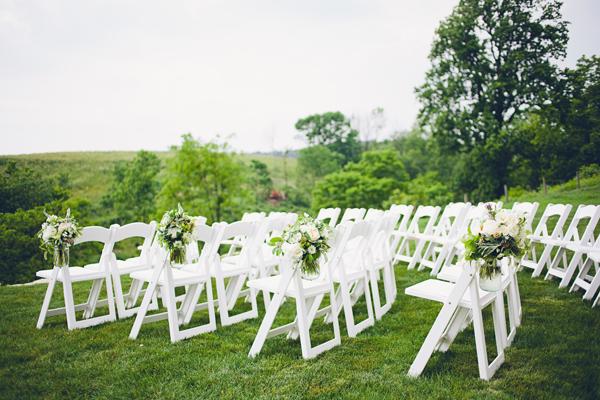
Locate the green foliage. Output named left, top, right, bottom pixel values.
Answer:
left=579, top=163, right=600, bottom=179
left=295, top=145, right=343, bottom=204
left=248, top=159, right=273, bottom=201
left=390, top=130, right=433, bottom=179
left=386, top=172, right=454, bottom=207
left=157, top=134, right=252, bottom=223
left=103, top=150, right=161, bottom=224
left=295, top=111, right=361, bottom=165
left=0, top=161, right=69, bottom=213
left=312, top=149, right=409, bottom=210
left=417, top=0, right=569, bottom=197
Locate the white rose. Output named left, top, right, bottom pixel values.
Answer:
left=290, top=232, right=302, bottom=244
left=481, top=219, right=500, bottom=236
left=307, top=227, right=320, bottom=242
left=282, top=242, right=303, bottom=260
left=42, top=225, right=57, bottom=241
left=308, top=245, right=316, bottom=254
left=169, top=228, right=179, bottom=239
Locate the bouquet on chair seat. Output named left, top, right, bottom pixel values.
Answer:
left=157, top=204, right=198, bottom=265
left=269, top=214, right=331, bottom=278
left=462, top=206, right=530, bottom=278
left=38, top=209, right=81, bottom=268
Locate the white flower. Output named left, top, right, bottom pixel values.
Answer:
left=289, top=232, right=302, bottom=244
left=42, top=225, right=57, bottom=241
left=481, top=219, right=500, bottom=236
left=308, top=245, right=316, bottom=254
left=307, top=226, right=320, bottom=242
left=282, top=242, right=303, bottom=260
left=169, top=227, right=179, bottom=239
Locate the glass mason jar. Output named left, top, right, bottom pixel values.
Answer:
left=478, top=259, right=503, bottom=292
left=169, top=246, right=187, bottom=266
left=53, top=246, right=70, bottom=268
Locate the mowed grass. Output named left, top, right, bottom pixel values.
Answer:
left=0, top=151, right=297, bottom=202
left=0, top=266, right=599, bottom=400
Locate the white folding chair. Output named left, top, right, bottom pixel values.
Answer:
left=340, top=208, right=366, bottom=223
left=394, top=205, right=441, bottom=269
left=570, top=236, right=600, bottom=303
left=128, top=223, right=220, bottom=342
left=364, top=208, right=385, bottom=221
left=406, top=262, right=507, bottom=380
left=316, top=207, right=341, bottom=228
left=247, top=224, right=349, bottom=359
left=327, top=220, right=376, bottom=337
left=223, top=213, right=262, bottom=255
left=36, top=226, right=117, bottom=330
left=109, top=221, right=157, bottom=319
left=511, top=202, right=539, bottom=233
left=366, top=213, right=400, bottom=319
left=416, top=203, right=470, bottom=276
left=520, top=203, right=572, bottom=277
left=545, top=205, right=600, bottom=288
left=388, top=204, right=414, bottom=258
left=212, top=221, right=259, bottom=326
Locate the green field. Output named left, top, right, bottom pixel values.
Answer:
left=1, top=170, right=599, bottom=399
left=0, top=151, right=298, bottom=203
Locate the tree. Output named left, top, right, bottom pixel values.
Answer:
left=295, top=111, right=361, bottom=164
left=352, top=107, right=386, bottom=150
left=248, top=159, right=273, bottom=201
left=157, top=134, right=251, bottom=223
left=311, top=148, right=409, bottom=210
left=417, top=0, right=569, bottom=197
left=295, top=145, right=343, bottom=201
left=385, top=172, right=454, bottom=208
left=103, top=150, right=161, bottom=223
left=0, top=161, right=69, bottom=213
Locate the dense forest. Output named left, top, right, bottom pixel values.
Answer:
left=1, top=0, right=599, bottom=284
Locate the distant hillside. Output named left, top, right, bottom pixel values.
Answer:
left=0, top=151, right=297, bottom=203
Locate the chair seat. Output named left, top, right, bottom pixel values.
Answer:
left=130, top=267, right=209, bottom=286
left=539, top=237, right=567, bottom=247
left=247, top=275, right=330, bottom=298
left=437, top=266, right=462, bottom=282
left=36, top=264, right=106, bottom=282
left=405, top=279, right=497, bottom=308
left=114, top=257, right=150, bottom=274
left=212, top=260, right=252, bottom=278
left=588, top=251, right=600, bottom=263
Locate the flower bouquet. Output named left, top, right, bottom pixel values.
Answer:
left=269, top=214, right=332, bottom=280
left=38, top=209, right=81, bottom=268
left=462, top=206, right=530, bottom=290
left=157, top=204, right=198, bottom=265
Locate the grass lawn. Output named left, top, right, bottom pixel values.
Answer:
left=1, top=265, right=599, bottom=400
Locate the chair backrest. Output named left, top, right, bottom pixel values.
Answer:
left=74, top=226, right=115, bottom=264
left=112, top=221, right=157, bottom=259
left=242, top=212, right=266, bottom=222
left=406, top=205, right=441, bottom=235
left=370, top=212, right=401, bottom=260
left=316, top=208, right=341, bottom=228
left=389, top=204, right=414, bottom=233
left=532, top=203, right=572, bottom=239
left=340, top=208, right=366, bottom=223
left=364, top=208, right=385, bottom=221
left=433, top=202, right=471, bottom=238
left=511, top=202, right=539, bottom=232
left=218, top=221, right=257, bottom=267
left=335, top=220, right=374, bottom=278
left=562, top=205, right=600, bottom=245
left=189, top=223, right=224, bottom=268
left=318, top=223, right=352, bottom=281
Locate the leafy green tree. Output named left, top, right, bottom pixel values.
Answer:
left=103, top=150, right=161, bottom=223
left=386, top=172, right=454, bottom=208
left=417, top=0, right=569, bottom=198
left=0, top=161, right=69, bottom=213
left=157, top=134, right=252, bottom=223
left=248, top=159, right=273, bottom=201
left=295, top=111, right=361, bottom=164
left=311, top=148, right=409, bottom=210
left=295, top=145, right=343, bottom=203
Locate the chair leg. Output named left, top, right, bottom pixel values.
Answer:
left=62, top=278, right=77, bottom=331
left=83, top=279, right=103, bottom=319
left=248, top=285, right=287, bottom=358
left=129, top=279, right=159, bottom=340
left=36, top=271, right=58, bottom=329
left=162, top=285, right=181, bottom=343
left=559, top=252, right=583, bottom=288
left=471, top=304, right=491, bottom=380
left=583, top=263, right=600, bottom=301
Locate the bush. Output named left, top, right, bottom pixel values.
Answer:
left=578, top=163, right=600, bottom=179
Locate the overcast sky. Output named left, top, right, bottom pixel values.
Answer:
left=1, top=0, right=599, bottom=155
